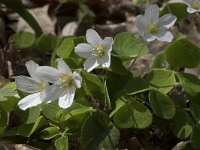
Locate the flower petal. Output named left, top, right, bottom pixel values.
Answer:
left=86, top=29, right=102, bottom=46
left=36, top=66, right=60, bottom=83
left=135, top=15, right=148, bottom=32
left=187, top=7, right=199, bottom=13
left=73, top=72, right=82, bottom=88
left=142, top=32, right=155, bottom=42
left=158, top=14, right=177, bottom=28
left=156, top=30, right=173, bottom=42
left=84, top=56, right=99, bottom=72
left=182, top=0, right=192, bottom=5
left=42, top=85, right=66, bottom=101
left=57, top=58, right=72, bottom=74
left=145, top=5, right=159, bottom=22
left=102, top=37, right=113, bottom=52
left=18, top=93, right=42, bottom=110
left=98, top=53, right=111, bottom=68
left=15, top=76, right=39, bottom=93
left=58, top=87, right=75, bottom=109
left=75, top=43, right=93, bottom=58
left=25, top=60, right=41, bottom=82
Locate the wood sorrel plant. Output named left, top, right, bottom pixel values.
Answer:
left=1, top=2, right=200, bottom=150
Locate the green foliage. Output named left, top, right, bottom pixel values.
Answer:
left=165, top=39, right=200, bottom=68
left=177, top=73, right=200, bottom=102
left=113, top=32, right=149, bottom=60
left=10, top=31, right=36, bottom=49
left=113, top=99, right=152, bottom=129
left=160, top=3, right=188, bottom=21
left=3, top=2, right=200, bottom=149
left=55, top=136, right=69, bottom=150
left=146, top=69, right=176, bottom=94
left=149, top=90, right=175, bottom=119
left=80, top=110, right=120, bottom=150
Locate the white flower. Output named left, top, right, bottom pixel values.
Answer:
left=135, top=4, right=177, bottom=42
left=36, top=58, right=82, bottom=109
left=75, top=29, right=113, bottom=72
left=182, top=0, right=200, bottom=13
left=15, top=61, right=52, bottom=110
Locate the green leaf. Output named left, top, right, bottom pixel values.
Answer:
left=124, top=77, right=150, bottom=95
left=18, top=116, right=46, bottom=137
left=40, top=127, right=60, bottom=140
left=35, top=34, right=61, bottom=52
left=55, top=136, right=69, bottom=150
left=0, top=0, right=42, bottom=36
left=172, top=109, right=193, bottom=139
left=174, top=141, right=193, bottom=150
left=114, top=99, right=152, bottom=129
left=0, top=82, right=17, bottom=101
left=149, top=90, right=176, bottom=119
left=0, top=96, right=19, bottom=112
left=58, top=107, right=93, bottom=134
left=165, top=39, right=200, bottom=68
left=81, top=70, right=104, bottom=99
left=146, top=69, right=176, bottom=94
left=109, top=98, right=125, bottom=118
left=177, top=73, right=200, bottom=102
left=109, top=56, right=129, bottom=75
left=80, top=110, right=120, bottom=150
left=14, top=105, right=41, bottom=124
left=0, top=108, right=7, bottom=128
left=190, top=102, right=200, bottom=122
left=41, top=102, right=61, bottom=123
left=160, top=3, right=188, bottom=21
left=150, top=52, right=166, bottom=69
left=190, top=125, right=200, bottom=149
left=10, top=31, right=35, bottom=49
left=56, top=37, right=75, bottom=59
left=113, top=32, right=148, bottom=59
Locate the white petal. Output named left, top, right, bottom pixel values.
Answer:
left=58, top=87, right=75, bottom=109
left=142, top=32, right=155, bottom=42
left=83, top=56, right=99, bottom=72
left=158, top=14, right=177, bottom=28
left=98, top=53, right=111, bottom=68
left=187, top=7, right=199, bottom=13
left=102, top=37, right=113, bottom=52
left=39, top=85, right=53, bottom=102
left=182, top=0, right=192, bottom=5
left=18, top=93, right=42, bottom=110
left=43, top=85, right=66, bottom=101
left=25, top=60, right=41, bottom=82
left=36, top=66, right=60, bottom=83
left=145, top=5, right=159, bottom=22
left=75, top=43, right=93, bottom=58
left=86, top=29, right=102, bottom=46
left=135, top=15, right=148, bottom=32
left=56, top=58, right=72, bottom=74
left=156, top=30, right=173, bottom=42
left=72, top=72, right=82, bottom=88
left=15, top=76, right=39, bottom=93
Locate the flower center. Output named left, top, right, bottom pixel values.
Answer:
left=37, top=80, right=46, bottom=92
left=59, top=73, right=75, bottom=88
left=92, top=45, right=106, bottom=58
left=192, top=1, right=200, bottom=10
left=147, top=22, right=160, bottom=35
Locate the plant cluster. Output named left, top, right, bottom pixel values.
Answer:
left=0, top=0, right=200, bottom=150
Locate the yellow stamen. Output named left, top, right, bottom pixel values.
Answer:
left=92, top=45, right=106, bottom=58
left=38, top=80, right=46, bottom=92
left=192, top=1, right=200, bottom=10
left=59, top=73, right=75, bottom=88
left=147, top=22, right=160, bottom=35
